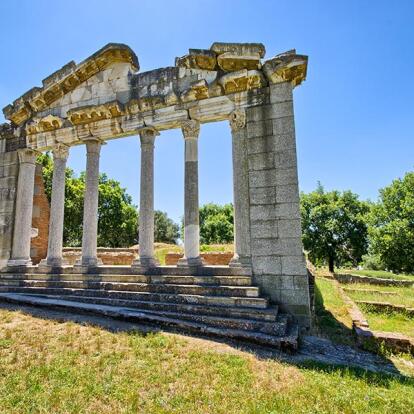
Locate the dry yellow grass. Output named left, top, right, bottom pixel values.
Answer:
left=0, top=308, right=413, bottom=413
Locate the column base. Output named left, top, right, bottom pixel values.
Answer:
left=7, top=258, right=32, bottom=267
left=38, top=257, right=68, bottom=271
left=131, top=256, right=159, bottom=270
left=177, top=256, right=204, bottom=268
left=229, top=254, right=252, bottom=268
left=73, top=256, right=103, bottom=272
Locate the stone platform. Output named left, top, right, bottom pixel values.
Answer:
left=0, top=266, right=299, bottom=350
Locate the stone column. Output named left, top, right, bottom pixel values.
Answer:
left=78, top=138, right=103, bottom=267
left=8, top=148, right=38, bottom=266
left=229, top=109, right=251, bottom=268
left=133, top=127, right=159, bottom=268
left=40, top=144, right=69, bottom=268
left=178, top=120, right=203, bottom=267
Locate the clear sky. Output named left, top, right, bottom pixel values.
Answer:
left=0, top=0, right=413, bottom=223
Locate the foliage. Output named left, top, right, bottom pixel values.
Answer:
left=361, top=253, right=384, bottom=271
left=154, top=210, right=180, bottom=244
left=0, top=308, right=413, bottom=413
left=38, top=153, right=179, bottom=248
left=301, top=183, right=370, bottom=272
left=198, top=203, right=234, bottom=244
left=368, top=172, right=414, bottom=273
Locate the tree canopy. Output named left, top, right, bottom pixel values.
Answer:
left=368, top=172, right=414, bottom=273
left=38, top=153, right=178, bottom=247
left=198, top=203, right=234, bottom=244
left=300, top=183, right=370, bottom=272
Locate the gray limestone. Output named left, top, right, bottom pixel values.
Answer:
left=8, top=149, right=38, bottom=266
left=133, top=127, right=159, bottom=268
left=40, top=144, right=69, bottom=268
left=229, top=109, right=251, bottom=268
left=178, top=120, right=203, bottom=267
left=78, top=139, right=102, bottom=267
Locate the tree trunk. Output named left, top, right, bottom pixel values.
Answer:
left=328, top=255, right=335, bottom=273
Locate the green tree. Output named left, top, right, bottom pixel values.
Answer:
left=368, top=172, right=414, bottom=273
left=198, top=203, right=234, bottom=244
left=300, top=184, right=370, bottom=272
left=39, top=153, right=138, bottom=247
left=154, top=210, right=179, bottom=244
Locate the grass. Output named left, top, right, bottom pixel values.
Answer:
left=153, top=244, right=234, bottom=265
left=358, top=305, right=414, bottom=339
left=339, top=269, right=414, bottom=281
left=312, top=278, right=354, bottom=345
left=0, top=309, right=413, bottom=413
left=345, top=284, right=414, bottom=308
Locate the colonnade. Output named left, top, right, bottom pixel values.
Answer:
left=8, top=111, right=251, bottom=270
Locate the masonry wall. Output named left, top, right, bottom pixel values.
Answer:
left=246, top=82, right=311, bottom=328
left=0, top=150, right=18, bottom=269
left=30, top=164, right=50, bottom=264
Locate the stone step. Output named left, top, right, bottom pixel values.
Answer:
left=0, top=286, right=269, bottom=309
left=0, top=293, right=298, bottom=350
left=0, top=273, right=252, bottom=286
left=0, top=279, right=259, bottom=297
left=24, top=293, right=279, bottom=322
left=8, top=266, right=252, bottom=277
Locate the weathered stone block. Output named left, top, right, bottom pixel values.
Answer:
left=278, top=218, right=302, bottom=237
left=249, top=169, right=277, bottom=188
left=247, top=136, right=275, bottom=155
left=275, top=185, right=300, bottom=203
left=248, top=152, right=274, bottom=171
left=250, top=204, right=277, bottom=221
left=273, top=133, right=296, bottom=151
left=275, top=168, right=298, bottom=185
left=252, top=255, right=281, bottom=275
left=250, top=187, right=276, bottom=205
left=272, top=117, right=295, bottom=135
left=251, top=238, right=302, bottom=257
left=246, top=119, right=273, bottom=138
left=282, top=256, right=307, bottom=276
left=274, top=149, right=297, bottom=169
left=250, top=219, right=278, bottom=238
left=274, top=202, right=301, bottom=219
left=269, top=82, right=293, bottom=103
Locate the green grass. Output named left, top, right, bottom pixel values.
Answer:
left=200, top=244, right=233, bottom=253
left=358, top=305, right=414, bottom=339
left=153, top=244, right=234, bottom=265
left=339, top=269, right=414, bottom=281
left=312, top=278, right=354, bottom=345
left=0, top=309, right=412, bottom=413
left=345, top=284, right=414, bottom=308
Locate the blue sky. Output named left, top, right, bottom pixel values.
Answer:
left=0, top=0, right=413, bottom=223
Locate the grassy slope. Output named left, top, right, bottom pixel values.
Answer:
left=312, top=278, right=354, bottom=345
left=0, top=309, right=413, bottom=414
left=345, top=284, right=414, bottom=308
left=340, top=269, right=414, bottom=281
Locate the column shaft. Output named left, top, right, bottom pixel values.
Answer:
left=229, top=109, right=251, bottom=268
left=8, top=149, right=38, bottom=266
left=178, top=120, right=203, bottom=267
left=80, top=139, right=102, bottom=267
left=42, top=144, right=69, bottom=267
left=134, top=127, right=159, bottom=268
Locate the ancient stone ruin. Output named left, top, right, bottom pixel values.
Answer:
left=0, top=43, right=310, bottom=349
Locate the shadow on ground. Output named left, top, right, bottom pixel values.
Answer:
left=0, top=299, right=410, bottom=383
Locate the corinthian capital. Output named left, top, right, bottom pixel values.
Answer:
left=52, top=143, right=70, bottom=160
left=229, top=109, right=246, bottom=132
left=181, top=120, right=200, bottom=139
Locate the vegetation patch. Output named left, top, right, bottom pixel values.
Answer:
left=0, top=308, right=413, bottom=413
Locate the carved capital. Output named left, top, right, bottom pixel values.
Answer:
left=17, top=148, right=39, bottom=164
left=229, top=109, right=246, bottom=132
left=139, top=126, right=159, bottom=147
left=181, top=120, right=200, bottom=139
left=52, top=143, right=70, bottom=160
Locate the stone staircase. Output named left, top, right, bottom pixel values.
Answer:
left=0, top=267, right=299, bottom=350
